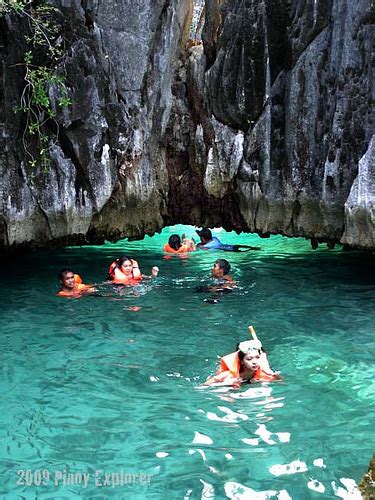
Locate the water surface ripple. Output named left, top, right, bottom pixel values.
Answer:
left=0, top=226, right=374, bottom=499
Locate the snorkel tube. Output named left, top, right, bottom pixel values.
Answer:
left=248, top=325, right=262, bottom=348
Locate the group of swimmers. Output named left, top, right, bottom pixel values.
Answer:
left=162, top=228, right=261, bottom=254
left=56, top=228, right=281, bottom=387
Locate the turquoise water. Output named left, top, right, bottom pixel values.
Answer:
left=0, top=225, right=374, bottom=499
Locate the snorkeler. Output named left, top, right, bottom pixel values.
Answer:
left=108, top=256, right=159, bottom=285
left=163, top=234, right=196, bottom=253
left=203, top=328, right=282, bottom=387
left=196, top=228, right=261, bottom=252
left=57, top=269, right=97, bottom=298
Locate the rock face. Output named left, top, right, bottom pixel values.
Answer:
left=0, top=0, right=374, bottom=249
left=359, top=454, right=375, bottom=499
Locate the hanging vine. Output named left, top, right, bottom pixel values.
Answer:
left=1, top=0, right=71, bottom=170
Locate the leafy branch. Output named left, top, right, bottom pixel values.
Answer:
left=2, top=0, right=71, bottom=170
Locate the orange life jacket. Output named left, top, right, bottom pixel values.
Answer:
left=57, top=282, right=93, bottom=297
left=205, top=351, right=278, bottom=385
left=74, top=274, right=83, bottom=284
left=163, top=243, right=190, bottom=253
left=108, top=259, right=142, bottom=285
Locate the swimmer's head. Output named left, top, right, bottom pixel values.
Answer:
left=211, top=259, right=231, bottom=278
left=196, top=227, right=212, bottom=242
left=58, top=268, right=75, bottom=289
left=237, top=340, right=263, bottom=372
left=241, top=351, right=261, bottom=371
left=168, top=234, right=181, bottom=250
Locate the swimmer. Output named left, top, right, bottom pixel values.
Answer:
left=163, top=234, right=196, bottom=253
left=108, top=256, right=159, bottom=285
left=203, top=338, right=282, bottom=387
left=196, top=227, right=261, bottom=252
left=211, top=258, right=234, bottom=288
left=195, top=259, right=235, bottom=303
left=57, top=269, right=97, bottom=298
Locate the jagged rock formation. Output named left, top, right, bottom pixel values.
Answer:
left=359, top=454, right=375, bottom=499
left=0, top=0, right=374, bottom=250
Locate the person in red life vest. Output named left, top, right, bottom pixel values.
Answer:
left=57, top=268, right=97, bottom=298
left=203, top=339, right=282, bottom=387
left=163, top=234, right=196, bottom=253
left=108, top=255, right=159, bottom=285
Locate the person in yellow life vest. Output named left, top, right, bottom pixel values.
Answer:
left=204, top=339, right=282, bottom=387
left=108, top=255, right=159, bottom=285
left=163, top=234, right=196, bottom=253
left=57, top=268, right=97, bottom=298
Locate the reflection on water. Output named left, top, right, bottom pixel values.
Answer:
left=0, top=225, right=373, bottom=498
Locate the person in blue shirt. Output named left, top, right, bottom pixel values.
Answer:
left=196, top=228, right=260, bottom=252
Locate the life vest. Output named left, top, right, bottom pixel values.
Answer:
left=163, top=243, right=190, bottom=253
left=108, top=259, right=142, bottom=285
left=74, top=274, right=83, bottom=284
left=57, top=283, right=93, bottom=297
left=205, top=351, right=279, bottom=385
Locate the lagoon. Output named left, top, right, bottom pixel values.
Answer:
left=0, top=225, right=374, bottom=498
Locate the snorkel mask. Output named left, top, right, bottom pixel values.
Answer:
left=238, top=339, right=262, bottom=355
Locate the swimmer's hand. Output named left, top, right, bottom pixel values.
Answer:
left=151, top=266, right=159, bottom=277
left=205, top=376, right=242, bottom=388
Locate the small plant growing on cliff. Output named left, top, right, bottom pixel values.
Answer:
left=2, top=0, right=71, bottom=171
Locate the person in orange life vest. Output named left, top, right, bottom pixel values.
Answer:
left=57, top=268, right=97, bottom=298
left=204, top=339, right=282, bottom=387
left=163, top=234, right=196, bottom=253
left=108, top=255, right=159, bottom=285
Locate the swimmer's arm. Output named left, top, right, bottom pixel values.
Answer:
left=142, top=266, right=159, bottom=279
left=182, top=236, right=196, bottom=251
left=197, top=243, right=209, bottom=250
left=202, top=375, right=242, bottom=387
left=209, top=280, right=236, bottom=293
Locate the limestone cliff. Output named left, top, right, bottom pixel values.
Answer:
left=0, top=0, right=374, bottom=249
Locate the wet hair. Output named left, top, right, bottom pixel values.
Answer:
left=117, top=255, right=132, bottom=267
left=168, top=234, right=181, bottom=251
left=107, top=256, right=132, bottom=280
left=237, top=347, right=246, bottom=370
left=215, top=259, right=231, bottom=275
left=196, top=228, right=212, bottom=241
left=236, top=345, right=255, bottom=372
left=58, top=268, right=74, bottom=281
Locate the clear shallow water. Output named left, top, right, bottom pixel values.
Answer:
left=0, top=225, right=374, bottom=499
